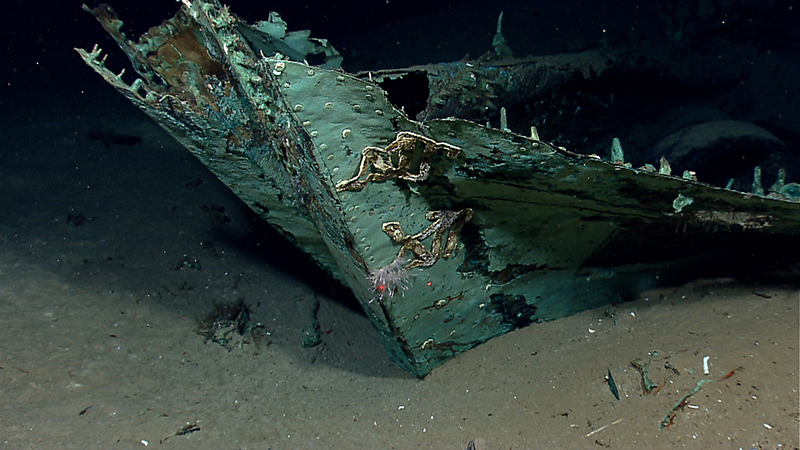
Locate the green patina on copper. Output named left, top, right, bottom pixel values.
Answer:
left=77, top=0, right=800, bottom=377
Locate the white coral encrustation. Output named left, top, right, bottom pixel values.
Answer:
left=367, top=255, right=416, bottom=301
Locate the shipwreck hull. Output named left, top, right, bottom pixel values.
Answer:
left=77, top=0, right=800, bottom=377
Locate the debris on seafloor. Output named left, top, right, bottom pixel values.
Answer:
left=631, top=357, right=660, bottom=395
left=198, top=299, right=263, bottom=351
left=658, top=366, right=744, bottom=430
left=659, top=378, right=713, bottom=430
left=606, top=368, right=620, bottom=400
left=465, top=437, right=489, bottom=450
left=77, top=0, right=800, bottom=377
left=163, top=423, right=201, bottom=442
left=174, top=254, right=201, bottom=272
left=298, top=295, right=322, bottom=348
left=664, top=361, right=680, bottom=376
left=585, top=418, right=624, bottom=438
left=66, top=210, right=90, bottom=227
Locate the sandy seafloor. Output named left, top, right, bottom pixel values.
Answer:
left=1, top=96, right=799, bottom=450
left=2, top=0, right=800, bottom=449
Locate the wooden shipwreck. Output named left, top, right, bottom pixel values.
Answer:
left=77, top=0, right=800, bottom=377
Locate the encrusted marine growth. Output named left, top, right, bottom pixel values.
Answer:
left=335, top=132, right=461, bottom=192
left=382, top=208, right=474, bottom=270
left=367, top=208, right=474, bottom=298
